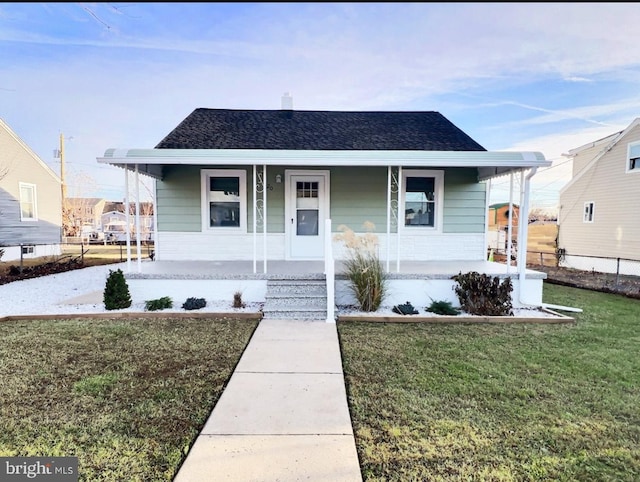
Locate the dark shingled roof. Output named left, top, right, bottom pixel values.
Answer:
left=155, top=109, right=486, bottom=151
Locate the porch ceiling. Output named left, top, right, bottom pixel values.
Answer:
left=97, top=148, right=550, bottom=181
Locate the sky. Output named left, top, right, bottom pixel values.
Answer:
left=2, top=2, right=640, bottom=211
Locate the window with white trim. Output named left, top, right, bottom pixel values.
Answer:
left=583, top=201, right=595, bottom=223
left=627, top=141, right=640, bottom=172
left=19, top=182, right=37, bottom=221
left=401, top=170, right=444, bottom=230
left=201, top=169, right=246, bottom=231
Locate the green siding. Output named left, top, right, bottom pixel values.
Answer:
left=156, top=165, right=486, bottom=234
left=331, top=167, right=388, bottom=233
left=443, top=168, right=486, bottom=233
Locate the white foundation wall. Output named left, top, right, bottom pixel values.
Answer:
left=157, top=232, right=486, bottom=262
left=1, top=244, right=61, bottom=262
left=337, top=278, right=543, bottom=309
left=127, top=279, right=267, bottom=306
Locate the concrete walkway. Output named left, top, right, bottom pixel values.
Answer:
left=173, top=319, right=363, bottom=482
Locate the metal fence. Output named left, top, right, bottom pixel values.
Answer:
left=0, top=241, right=154, bottom=270
left=526, top=250, right=640, bottom=295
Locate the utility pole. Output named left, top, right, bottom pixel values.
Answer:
left=59, top=133, right=67, bottom=201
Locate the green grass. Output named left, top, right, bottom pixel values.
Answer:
left=338, top=283, right=640, bottom=481
left=0, top=317, right=257, bottom=481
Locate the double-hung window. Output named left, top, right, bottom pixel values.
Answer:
left=19, top=182, right=37, bottom=221
left=201, top=169, right=246, bottom=231
left=627, top=141, right=640, bottom=172
left=401, top=170, right=444, bottom=231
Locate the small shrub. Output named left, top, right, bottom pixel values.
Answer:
left=426, top=299, right=460, bottom=315
left=182, top=297, right=207, bottom=310
left=145, top=296, right=173, bottom=311
left=233, top=291, right=245, bottom=309
left=452, top=271, right=513, bottom=316
left=334, top=222, right=388, bottom=312
left=103, top=269, right=132, bottom=310
left=392, top=301, right=418, bottom=315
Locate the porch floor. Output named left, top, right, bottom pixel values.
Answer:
left=124, top=259, right=546, bottom=280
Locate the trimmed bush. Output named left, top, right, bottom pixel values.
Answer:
left=426, top=300, right=460, bottom=315
left=103, top=269, right=132, bottom=310
left=182, top=297, right=207, bottom=310
left=392, top=301, right=419, bottom=315
left=452, top=271, right=513, bottom=316
left=145, top=296, right=173, bottom=311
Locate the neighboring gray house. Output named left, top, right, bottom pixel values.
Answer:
left=0, top=118, right=62, bottom=261
left=98, top=98, right=551, bottom=315
left=558, top=117, right=640, bottom=275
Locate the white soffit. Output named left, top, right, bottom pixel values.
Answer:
left=97, top=148, right=550, bottom=179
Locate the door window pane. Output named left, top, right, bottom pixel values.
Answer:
left=297, top=209, right=318, bottom=236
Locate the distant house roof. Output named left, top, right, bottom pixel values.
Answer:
left=102, top=201, right=154, bottom=215
left=489, top=203, right=520, bottom=209
left=154, top=109, right=487, bottom=151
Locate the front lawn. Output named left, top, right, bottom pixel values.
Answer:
left=338, top=283, right=640, bottom=481
left=0, top=317, right=257, bottom=481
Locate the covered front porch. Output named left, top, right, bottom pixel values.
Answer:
left=122, top=259, right=546, bottom=321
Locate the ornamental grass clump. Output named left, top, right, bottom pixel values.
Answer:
left=335, top=222, right=388, bottom=312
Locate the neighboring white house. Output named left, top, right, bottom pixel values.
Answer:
left=0, top=118, right=62, bottom=261
left=558, top=117, right=640, bottom=275
left=102, top=201, right=154, bottom=243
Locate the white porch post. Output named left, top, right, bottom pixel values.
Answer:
left=485, top=178, right=491, bottom=260
left=506, top=172, right=514, bottom=274
left=386, top=166, right=391, bottom=273
left=135, top=164, right=142, bottom=273
left=396, top=166, right=402, bottom=273
left=124, top=167, right=131, bottom=272
left=152, top=180, right=158, bottom=259
left=253, top=165, right=257, bottom=274
left=263, top=164, right=267, bottom=274
left=517, top=169, right=525, bottom=270
left=517, top=167, right=538, bottom=306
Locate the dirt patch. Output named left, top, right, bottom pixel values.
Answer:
left=536, top=265, right=640, bottom=300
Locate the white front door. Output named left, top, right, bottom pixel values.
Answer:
left=286, top=171, right=329, bottom=260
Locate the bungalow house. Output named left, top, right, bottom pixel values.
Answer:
left=558, top=117, right=640, bottom=275
left=0, top=118, right=62, bottom=261
left=97, top=96, right=551, bottom=320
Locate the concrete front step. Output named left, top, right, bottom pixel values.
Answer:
left=264, top=279, right=329, bottom=321
left=265, top=296, right=327, bottom=309
left=262, top=309, right=328, bottom=321
left=267, top=284, right=327, bottom=296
